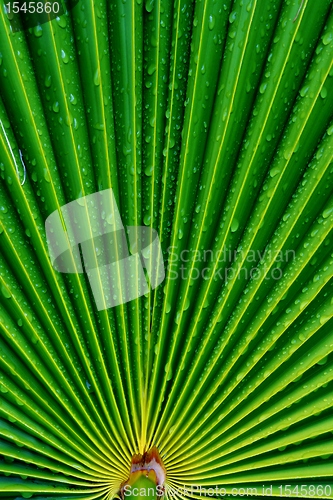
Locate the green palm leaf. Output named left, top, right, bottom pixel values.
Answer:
left=0, top=0, right=333, bottom=498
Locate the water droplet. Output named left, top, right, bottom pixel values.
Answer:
left=56, top=15, right=67, bottom=28
left=52, top=101, right=60, bottom=113
left=183, top=297, right=190, bottom=311
left=93, top=123, right=104, bottom=131
left=208, top=15, right=215, bottom=30
left=229, top=11, right=237, bottom=23
left=106, top=213, right=114, bottom=225
left=61, top=49, right=69, bottom=64
left=144, top=165, right=153, bottom=177
left=142, top=246, right=151, bottom=259
left=65, top=113, right=73, bottom=126
left=76, top=195, right=86, bottom=206
left=323, top=32, right=333, bottom=46
left=145, top=0, right=154, bottom=12
left=148, top=64, right=156, bottom=76
left=123, top=145, right=132, bottom=156
left=259, top=83, right=267, bottom=94
left=270, top=167, right=280, bottom=177
left=44, top=75, right=52, bottom=88
left=322, top=207, right=333, bottom=219
left=22, top=491, right=33, bottom=498
left=231, top=219, right=239, bottom=232
left=43, top=169, right=51, bottom=183
left=320, top=315, right=330, bottom=325
left=284, top=148, right=293, bottom=160
left=93, top=69, right=100, bottom=86
left=300, top=85, right=309, bottom=97
left=1, top=284, right=11, bottom=299
left=69, top=93, right=77, bottom=105
left=0, top=384, right=8, bottom=394
left=33, top=25, right=43, bottom=37
left=144, top=213, right=151, bottom=226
